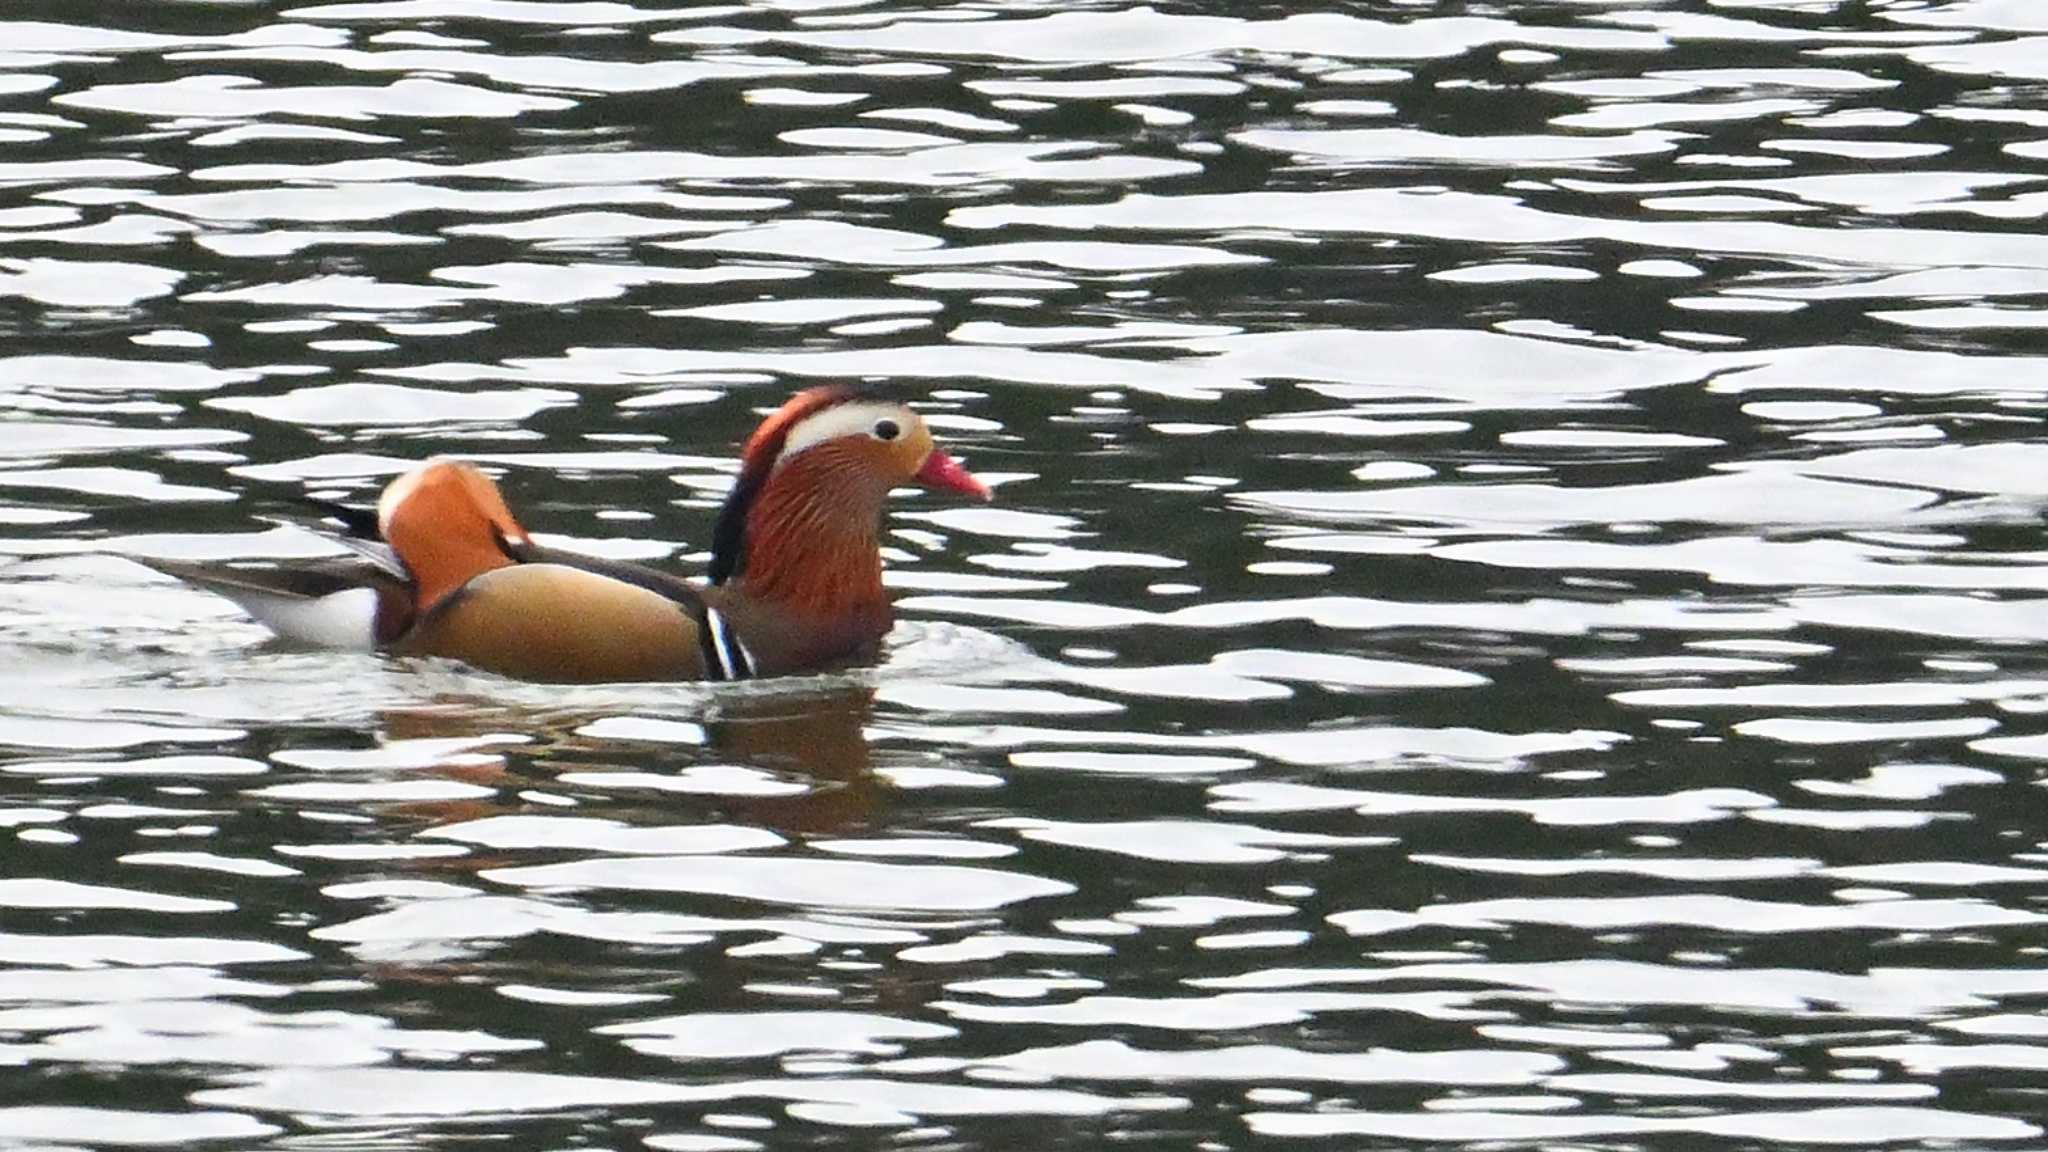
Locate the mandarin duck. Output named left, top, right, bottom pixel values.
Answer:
left=145, top=387, right=991, bottom=683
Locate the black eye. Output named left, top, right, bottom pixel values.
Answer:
left=872, top=419, right=901, bottom=441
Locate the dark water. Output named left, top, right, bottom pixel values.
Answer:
left=4, top=0, right=2048, bottom=1147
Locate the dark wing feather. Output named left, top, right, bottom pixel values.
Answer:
left=506, top=541, right=707, bottom=609
left=326, top=533, right=412, bottom=583
left=136, top=556, right=373, bottom=602
left=299, top=496, right=382, bottom=540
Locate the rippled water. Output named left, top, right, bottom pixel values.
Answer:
left=4, top=0, right=2048, bottom=1147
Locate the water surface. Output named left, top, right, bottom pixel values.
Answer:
left=4, top=1, right=2048, bottom=1148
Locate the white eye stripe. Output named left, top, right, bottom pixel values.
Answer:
left=777, top=400, right=909, bottom=465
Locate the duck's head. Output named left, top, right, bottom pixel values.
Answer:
left=711, top=387, right=991, bottom=587
left=377, top=458, right=529, bottom=609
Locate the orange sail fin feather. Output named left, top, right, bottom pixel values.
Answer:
left=144, top=390, right=991, bottom=684
left=376, top=459, right=529, bottom=612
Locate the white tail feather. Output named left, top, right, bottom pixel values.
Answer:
left=217, top=585, right=381, bottom=651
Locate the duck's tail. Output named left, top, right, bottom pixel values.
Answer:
left=136, top=557, right=408, bottom=650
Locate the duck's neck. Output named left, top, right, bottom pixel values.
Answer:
left=732, top=450, right=891, bottom=633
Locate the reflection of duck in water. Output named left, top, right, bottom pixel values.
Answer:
left=146, top=387, right=990, bottom=684
left=371, top=681, right=884, bottom=840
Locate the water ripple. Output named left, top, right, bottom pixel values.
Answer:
left=4, top=1, right=2048, bottom=1146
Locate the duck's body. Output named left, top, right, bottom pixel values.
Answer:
left=147, top=387, right=990, bottom=683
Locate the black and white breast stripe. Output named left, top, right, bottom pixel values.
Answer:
left=700, top=606, right=755, bottom=681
